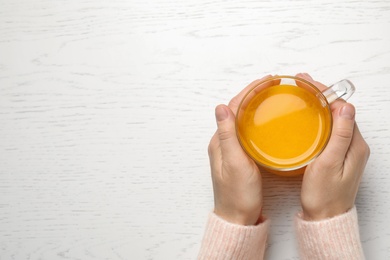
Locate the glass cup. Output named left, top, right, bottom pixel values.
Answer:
left=236, top=75, right=355, bottom=176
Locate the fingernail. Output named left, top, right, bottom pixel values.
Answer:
left=339, top=104, right=355, bottom=119
left=215, top=105, right=229, bottom=121
left=301, top=73, right=312, bottom=79
left=305, top=73, right=313, bottom=79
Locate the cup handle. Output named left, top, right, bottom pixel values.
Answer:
left=322, top=79, right=356, bottom=104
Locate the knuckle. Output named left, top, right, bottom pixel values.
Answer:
left=361, top=142, right=371, bottom=159
left=207, top=143, right=213, bottom=156
left=218, top=128, right=233, bottom=141
left=335, top=126, right=354, bottom=140
left=365, top=144, right=371, bottom=158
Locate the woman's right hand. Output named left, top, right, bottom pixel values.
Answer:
left=297, top=73, right=370, bottom=220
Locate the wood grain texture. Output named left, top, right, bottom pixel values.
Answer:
left=0, top=0, right=389, bottom=259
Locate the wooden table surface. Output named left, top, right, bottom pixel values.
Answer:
left=1, top=0, right=389, bottom=259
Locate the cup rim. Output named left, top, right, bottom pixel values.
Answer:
left=235, top=75, right=333, bottom=172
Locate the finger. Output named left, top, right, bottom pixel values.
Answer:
left=228, top=75, right=280, bottom=115
left=320, top=103, right=356, bottom=166
left=344, top=122, right=370, bottom=180
left=208, top=132, right=221, bottom=172
left=296, top=73, right=327, bottom=91
left=215, top=104, right=247, bottom=161
left=295, top=73, right=346, bottom=112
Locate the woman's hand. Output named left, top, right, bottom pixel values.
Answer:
left=208, top=76, right=272, bottom=225
left=297, top=73, right=370, bottom=220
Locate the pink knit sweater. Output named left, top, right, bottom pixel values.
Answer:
left=198, top=206, right=364, bottom=259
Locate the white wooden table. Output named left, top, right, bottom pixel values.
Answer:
left=1, top=0, right=389, bottom=259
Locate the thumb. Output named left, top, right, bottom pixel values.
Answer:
left=215, top=104, right=245, bottom=160
left=321, top=103, right=356, bottom=164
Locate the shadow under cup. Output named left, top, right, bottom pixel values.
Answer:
left=236, top=76, right=333, bottom=176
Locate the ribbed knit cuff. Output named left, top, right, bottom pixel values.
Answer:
left=295, top=206, right=365, bottom=260
left=198, top=212, right=270, bottom=260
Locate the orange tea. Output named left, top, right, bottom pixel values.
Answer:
left=236, top=84, right=332, bottom=171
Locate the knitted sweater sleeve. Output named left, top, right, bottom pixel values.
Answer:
left=295, top=206, right=365, bottom=260
left=198, top=212, right=270, bottom=260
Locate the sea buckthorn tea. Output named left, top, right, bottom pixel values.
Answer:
left=236, top=76, right=355, bottom=176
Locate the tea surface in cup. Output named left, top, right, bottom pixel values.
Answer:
left=237, top=84, right=332, bottom=169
